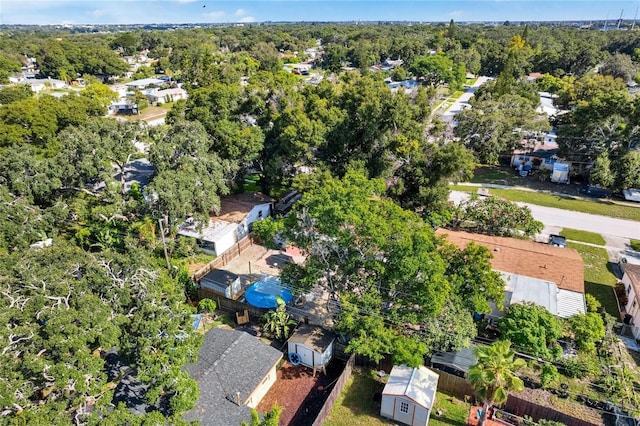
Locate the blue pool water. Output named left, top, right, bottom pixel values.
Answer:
left=245, top=276, right=293, bottom=309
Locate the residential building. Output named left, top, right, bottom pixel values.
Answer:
left=184, top=328, right=282, bottom=425
left=622, top=264, right=640, bottom=336
left=435, top=229, right=586, bottom=318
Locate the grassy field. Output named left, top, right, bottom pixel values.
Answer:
left=451, top=185, right=640, bottom=222
left=559, top=229, right=606, bottom=246
left=631, top=240, right=640, bottom=252
left=120, top=105, right=167, bottom=122
left=568, top=242, right=620, bottom=317
left=323, top=369, right=469, bottom=426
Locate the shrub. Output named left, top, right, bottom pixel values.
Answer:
left=197, top=298, right=217, bottom=314
left=540, top=364, right=560, bottom=389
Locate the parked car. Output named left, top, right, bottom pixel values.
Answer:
left=549, top=234, right=567, bottom=248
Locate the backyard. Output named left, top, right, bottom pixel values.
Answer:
left=323, top=368, right=469, bottom=426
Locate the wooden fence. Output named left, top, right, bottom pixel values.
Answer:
left=311, top=354, right=356, bottom=426
left=192, top=235, right=254, bottom=282
left=433, top=370, right=476, bottom=399
left=431, top=369, right=601, bottom=426
left=198, top=289, right=269, bottom=320
left=504, top=395, right=600, bottom=426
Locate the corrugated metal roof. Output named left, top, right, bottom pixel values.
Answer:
left=502, top=272, right=558, bottom=314
left=382, top=365, right=439, bottom=410
left=556, top=290, right=586, bottom=318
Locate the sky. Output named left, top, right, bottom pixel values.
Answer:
left=1, top=1, right=639, bottom=26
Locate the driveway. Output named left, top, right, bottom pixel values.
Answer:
left=439, top=76, right=492, bottom=123
left=449, top=190, right=640, bottom=240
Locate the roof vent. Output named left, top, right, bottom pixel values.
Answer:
left=494, top=248, right=500, bottom=252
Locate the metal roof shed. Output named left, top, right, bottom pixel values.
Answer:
left=381, top=365, right=439, bottom=426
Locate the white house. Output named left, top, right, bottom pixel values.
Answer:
left=146, top=87, right=188, bottom=104
left=125, top=78, right=164, bottom=90
left=18, top=78, right=67, bottom=93
left=287, top=325, right=335, bottom=373
left=622, top=263, right=640, bottom=337
left=381, top=365, right=439, bottom=426
left=177, top=218, right=239, bottom=256
left=216, top=192, right=274, bottom=241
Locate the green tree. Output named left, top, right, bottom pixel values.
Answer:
left=540, top=363, right=560, bottom=389
left=613, top=149, right=640, bottom=190
left=599, top=53, right=638, bottom=83
left=498, top=302, right=562, bottom=359
left=589, top=153, right=614, bottom=188
left=450, top=196, right=543, bottom=237
left=468, top=340, right=525, bottom=426
left=569, top=313, right=605, bottom=353
left=197, top=298, right=217, bottom=314
left=252, top=217, right=286, bottom=249
left=439, top=241, right=505, bottom=314
left=0, top=84, right=33, bottom=104
left=147, top=119, right=233, bottom=226
left=242, top=404, right=283, bottom=426
left=455, top=94, right=550, bottom=164
left=410, top=54, right=462, bottom=89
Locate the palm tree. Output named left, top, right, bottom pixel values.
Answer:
left=261, top=297, right=297, bottom=341
left=468, top=340, right=526, bottom=426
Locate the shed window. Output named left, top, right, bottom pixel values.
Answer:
left=400, top=401, right=409, bottom=413
left=633, top=300, right=637, bottom=309
left=628, top=285, right=632, bottom=295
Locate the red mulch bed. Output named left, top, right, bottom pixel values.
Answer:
left=258, top=359, right=346, bottom=426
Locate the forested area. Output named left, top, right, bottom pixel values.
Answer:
left=0, top=21, right=639, bottom=422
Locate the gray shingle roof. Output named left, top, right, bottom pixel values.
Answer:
left=184, top=328, right=282, bottom=426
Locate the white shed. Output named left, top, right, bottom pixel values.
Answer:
left=550, top=162, right=570, bottom=184
left=287, top=325, right=335, bottom=372
left=380, top=365, right=439, bottom=426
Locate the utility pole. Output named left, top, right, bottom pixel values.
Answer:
left=158, top=217, right=171, bottom=272
left=633, top=5, right=638, bottom=30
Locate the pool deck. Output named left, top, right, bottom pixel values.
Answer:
left=219, top=244, right=335, bottom=327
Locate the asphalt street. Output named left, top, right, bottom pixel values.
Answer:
left=439, top=76, right=492, bottom=123
left=449, top=190, right=640, bottom=240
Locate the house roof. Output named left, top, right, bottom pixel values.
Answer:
left=216, top=192, right=274, bottom=223
left=200, top=269, right=239, bottom=287
left=382, top=365, right=439, bottom=410
left=512, top=140, right=558, bottom=159
left=184, top=328, right=282, bottom=426
left=435, top=229, right=584, bottom=293
left=177, top=219, right=238, bottom=243
left=502, top=271, right=585, bottom=318
left=288, top=324, right=335, bottom=354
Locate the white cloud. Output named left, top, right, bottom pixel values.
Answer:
left=206, top=10, right=226, bottom=19
left=234, top=8, right=246, bottom=17
left=449, top=10, right=464, bottom=18
left=238, top=16, right=255, bottom=23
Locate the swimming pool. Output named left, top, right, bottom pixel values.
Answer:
left=245, top=276, right=294, bottom=309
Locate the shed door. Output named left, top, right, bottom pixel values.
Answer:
left=394, top=398, right=414, bottom=425
left=296, top=345, right=314, bottom=367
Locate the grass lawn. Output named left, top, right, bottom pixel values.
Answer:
left=121, top=105, right=167, bottom=122
left=451, top=185, right=640, bottom=222
left=430, top=393, right=471, bottom=426
left=568, top=242, right=620, bottom=317
left=470, top=167, right=520, bottom=185
left=559, top=229, right=606, bottom=246
left=242, top=173, right=261, bottom=192
left=323, top=369, right=469, bottom=426
left=631, top=240, right=640, bottom=252
left=323, top=369, right=393, bottom=426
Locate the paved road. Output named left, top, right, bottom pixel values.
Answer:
left=439, top=76, right=492, bottom=123
left=450, top=190, right=640, bottom=240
